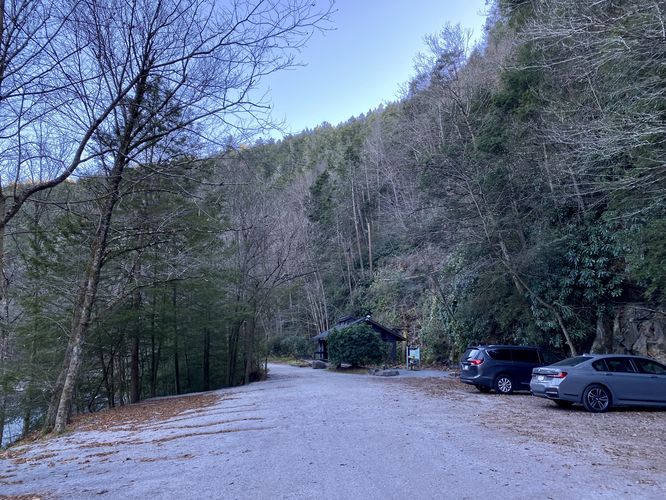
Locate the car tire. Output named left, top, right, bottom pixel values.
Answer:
left=582, top=384, right=611, bottom=413
left=553, top=400, right=573, bottom=408
left=475, top=385, right=491, bottom=393
left=494, top=374, right=513, bottom=394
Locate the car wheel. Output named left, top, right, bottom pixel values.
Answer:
left=582, top=384, right=611, bottom=413
left=475, top=385, right=491, bottom=393
left=494, top=374, right=513, bottom=394
left=553, top=400, right=573, bottom=408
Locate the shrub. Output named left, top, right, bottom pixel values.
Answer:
left=328, top=324, right=383, bottom=367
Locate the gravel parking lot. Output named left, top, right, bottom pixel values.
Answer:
left=398, top=376, right=665, bottom=475
left=1, top=364, right=664, bottom=499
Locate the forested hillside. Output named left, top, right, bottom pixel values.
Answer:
left=2, top=0, right=665, bottom=445
left=254, top=0, right=666, bottom=363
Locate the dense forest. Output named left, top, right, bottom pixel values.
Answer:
left=2, top=0, right=666, bottom=444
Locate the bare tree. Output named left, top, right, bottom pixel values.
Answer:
left=518, top=0, right=666, bottom=209
left=36, top=0, right=331, bottom=433
left=0, top=0, right=80, bottom=445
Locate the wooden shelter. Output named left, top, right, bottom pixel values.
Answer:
left=312, top=315, right=406, bottom=362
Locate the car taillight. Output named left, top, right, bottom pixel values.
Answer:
left=469, top=359, right=483, bottom=365
left=548, top=371, right=567, bottom=378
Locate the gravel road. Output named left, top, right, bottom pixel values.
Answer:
left=2, top=363, right=664, bottom=499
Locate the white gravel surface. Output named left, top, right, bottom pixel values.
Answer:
left=2, top=363, right=664, bottom=499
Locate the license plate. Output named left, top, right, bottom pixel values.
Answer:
left=537, top=375, right=545, bottom=381
left=463, top=365, right=469, bottom=370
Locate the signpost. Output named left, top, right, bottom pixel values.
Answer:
left=407, top=346, right=420, bottom=370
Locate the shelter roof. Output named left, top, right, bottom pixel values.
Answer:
left=311, top=316, right=406, bottom=342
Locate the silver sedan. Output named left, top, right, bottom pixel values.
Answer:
left=530, top=354, right=666, bottom=412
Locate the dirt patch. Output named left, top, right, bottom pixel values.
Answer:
left=399, top=377, right=666, bottom=469
left=400, top=377, right=476, bottom=395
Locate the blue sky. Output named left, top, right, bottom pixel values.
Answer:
left=262, top=0, right=489, bottom=137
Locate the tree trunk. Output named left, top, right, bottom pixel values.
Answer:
left=367, top=221, right=373, bottom=275
left=89, top=348, right=111, bottom=412
left=227, top=321, right=241, bottom=386
left=350, top=181, right=364, bottom=273
left=184, top=351, right=191, bottom=390
left=150, top=290, right=160, bottom=398
left=244, top=313, right=256, bottom=385
left=345, top=247, right=354, bottom=301
left=44, top=348, right=71, bottom=431
left=0, top=194, right=7, bottom=447
left=130, top=283, right=142, bottom=404
left=173, top=285, right=181, bottom=395
left=0, top=396, right=5, bottom=448
left=203, top=328, right=210, bottom=391
left=152, top=337, right=162, bottom=398
left=108, top=350, right=116, bottom=408
left=51, top=163, right=125, bottom=433
left=22, top=407, right=31, bottom=438
left=130, top=333, right=140, bottom=403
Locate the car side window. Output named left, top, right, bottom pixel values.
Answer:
left=633, top=358, right=666, bottom=375
left=592, top=360, right=607, bottom=371
left=487, top=349, right=512, bottom=361
left=541, top=351, right=561, bottom=365
left=606, top=358, right=636, bottom=373
left=512, top=349, right=539, bottom=363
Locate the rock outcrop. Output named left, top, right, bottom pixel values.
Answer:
left=590, top=304, right=666, bottom=362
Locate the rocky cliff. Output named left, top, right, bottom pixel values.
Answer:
left=591, top=304, right=666, bottom=362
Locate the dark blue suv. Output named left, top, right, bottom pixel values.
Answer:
left=460, top=345, right=546, bottom=394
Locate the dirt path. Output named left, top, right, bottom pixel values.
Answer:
left=1, top=364, right=664, bottom=499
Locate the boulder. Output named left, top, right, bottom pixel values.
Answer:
left=312, top=360, right=327, bottom=369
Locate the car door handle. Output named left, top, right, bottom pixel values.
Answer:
left=605, top=373, right=613, bottom=376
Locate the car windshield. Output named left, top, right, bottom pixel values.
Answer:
left=550, top=356, right=593, bottom=367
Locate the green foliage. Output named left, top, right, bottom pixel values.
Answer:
left=561, top=222, right=624, bottom=303
left=270, top=335, right=311, bottom=358
left=307, top=170, right=335, bottom=227
left=418, top=295, right=456, bottom=363
left=327, top=324, right=384, bottom=367
left=624, top=218, right=666, bottom=301
left=493, top=65, right=542, bottom=120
